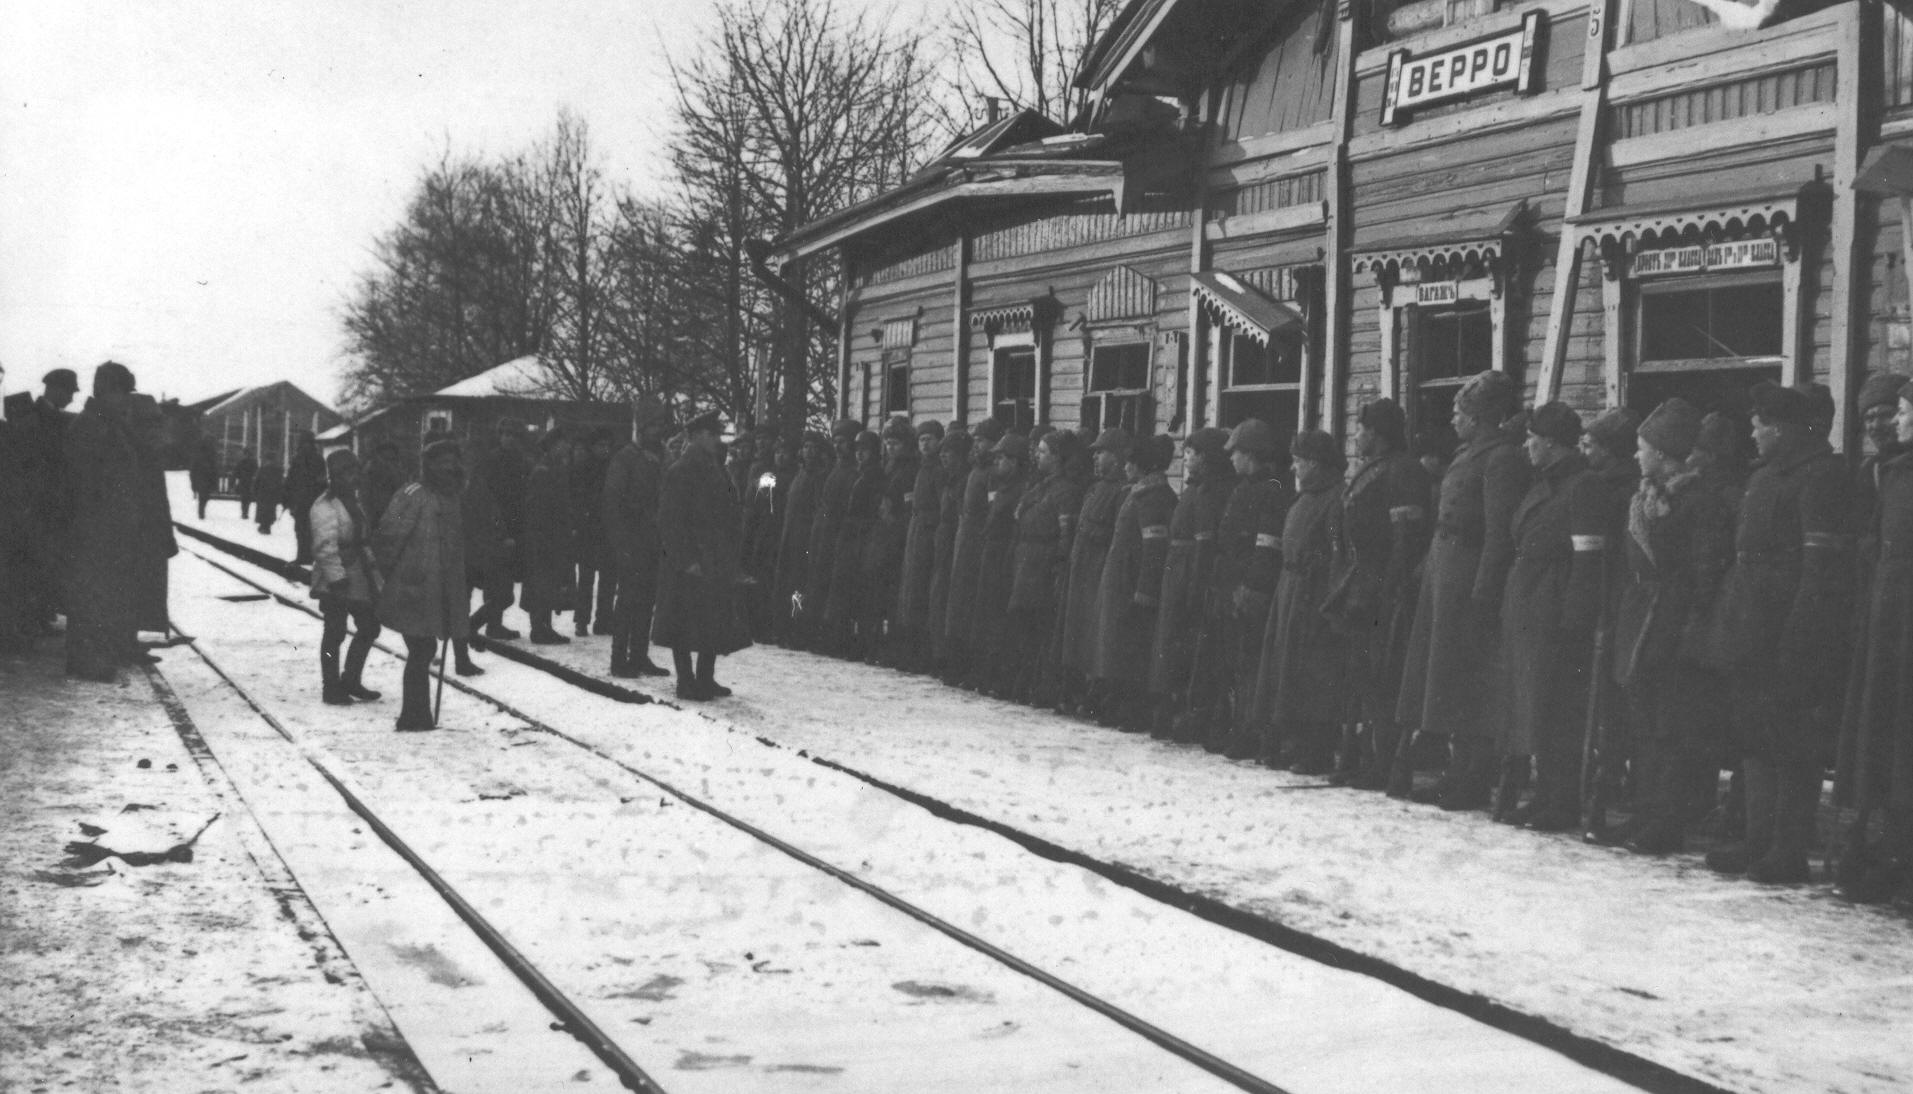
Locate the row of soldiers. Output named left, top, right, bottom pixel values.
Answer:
left=721, top=370, right=1913, bottom=908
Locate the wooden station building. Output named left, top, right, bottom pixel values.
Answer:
left=772, top=0, right=1913, bottom=460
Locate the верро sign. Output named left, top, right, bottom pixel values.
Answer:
left=1381, top=11, right=1544, bottom=127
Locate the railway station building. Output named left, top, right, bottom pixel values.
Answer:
left=772, top=0, right=1913, bottom=461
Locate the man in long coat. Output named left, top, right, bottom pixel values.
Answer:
left=189, top=439, right=219, bottom=519
left=894, top=419, right=946, bottom=669
left=924, top=427, right=972, bottom=674
left=825, top=431, right=884, bottom=659
left=1613, top=398, right=1732, bottom=855
left=1701, top=382, right=1850, bottom=885
left=375, top=439, right=468, bottom=730
left=253, top=458, right=284, bottom=534
left=968, top=431, right=1031, bottom=693
left=1093, top=434, right=1177, bottom=731
left=1251, top=429, right=1344, bottom=770
left=62, top=363, right=153, bottom=681
left=1579, top=406, right=1643, bottom=838
left=941, top=418, right=1004, bottom=684
left=284, top=431, right=327, bottom=566
left=1398, top=369, right=1527, bottom=809
left=361, top=440, right=406, bottom=532
left=568, top=430, right=616, bottom=637
left=7, top=367, right=78, bottom=635
left=521, top=431, right=576, bottom=644
left=653, top=410, right=751, bottom=700
left=468, top=418, right=531, bottom=640
left=1323, top=398, right=1429, bottom=789
left=604, top=425, right=669, bottom=677
left=1005, top=430, right=1086, bottom=703
left=739, top=431, right=783, bottom=639
left=1497, top=403, right=1604, bottom=828
left=1057, top=427, right=1131, bottom=716
left=863, top=417, right=919, bottom=664
left=1834, top=372, right=1908, bottom=826
left=1193, top=418, right=1288, bottom=754
left=1838, top=380, right=1913, bottom=905
left=802, top=420, right=862, bottom=650
left=773, top=432, right=829, bottom=648
left=1149, top=427, right=1234, bottom=737
left=234, top=448, right=258, bottom=520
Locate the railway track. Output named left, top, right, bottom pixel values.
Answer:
left=167, top=518, right=1710, bottom=1094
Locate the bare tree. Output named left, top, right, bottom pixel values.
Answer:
left=943, top=0, right=1124, bottom=132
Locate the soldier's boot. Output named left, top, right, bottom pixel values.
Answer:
left=1748, top=757, right=1818, bottom=885
left=529, top=611, right=570, bottom=645
left=341, top=644, right=381, bottom=702
left=630, top=639, right=671, bottom=677
left=696, top=651, right=731, bottom=698
left=1327, top=726, right=1363, bottom=786
left=395, top=670, right=432, bottom=731
left=1706, top=758, right=1776, bottom=874
left=1626, top=744, right=1687, bottom=855
left=1838, top=808, right=1911, bottom=903
left=1491, top=756, right=1528, bottom=824
left=452, top=639, right=484, bottom=677
left=609, top=635, right=631, bottom=677
left=1437, top=736, right=1495, bottom=811
left=672, top=650, right=708, bottom=702
left=321, top=648, right=352, bottom=706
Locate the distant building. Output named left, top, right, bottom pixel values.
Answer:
left=337, top=355, right=633, bottom=476
left=198, top=381, right=342, bottom=470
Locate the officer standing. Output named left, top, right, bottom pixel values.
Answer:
left=1250, top=429, right=1345, bottom=770
left=1701, top=382, right=1850, bottom=884
left=1005, top=430, right=1086, bottom=702
left=772, top=432, right=829, bottom=647
left=1056, top=427, right=1132, bottom=717
left=863, top=417, right=919, bottom=664
left=894, top=420, right=946, bottom=669
left=969, top=431, right=1032, bottom=693
left=1192, top=418, right=1288, bottom=754
left=941, top=419, right=1005, bottom=684
left=1094, top=435, right=1177, bottom=731
left=653, top=410, right=752, bottom=700
left=604, top=420, right=669, bottom=678
left=825, top=430, right=883, bottom=659
left=801, top=420, right=862, bottom=649
left=1398, top=370, right=1527, bottom=809
left=1149, top=427, right=1234, bottom=737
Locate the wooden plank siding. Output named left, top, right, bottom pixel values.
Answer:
left=1212, top=2, right=1338, bottom=143
left=1624, top=0, right=1717, bottom=48
left=1611, top=63, right=1837, bottom=140
left=1348, top=10, right=1588, bottom=141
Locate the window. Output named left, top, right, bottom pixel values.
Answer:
left=1396, top=292, right=1497, bottom=450
left=1218, top=330, right=1303, bottom=432
left=992, top=346, right=1038, bottom=429
left=1081, top=341, right=1152, bottom=436
left=882, top=347, right=910, bottom=416
left=1637, top=274, right=1783, bottom=369
left=422, top=409, right=453, bottom=436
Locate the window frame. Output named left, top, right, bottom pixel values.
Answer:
left=1082, top=335, right=1154, bottom=437
left=1632, top=268, right=1786, bottom=375
left=990, top=333, right=1040, bottom=430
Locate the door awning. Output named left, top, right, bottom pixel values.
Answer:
left=1351, top=201, right=1526, bottom=277
left=1190, top=271, right=1305, bottom=346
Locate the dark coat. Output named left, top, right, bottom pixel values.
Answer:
left=62, top=394, right=144, bottom=673
left=862, top=455, right=918, bottom=627
left=284, top=443, right=327, bottom=514
left=128, top=398, right=175, bottom=632
left=774, top=463, right=823, bottom=617
left=740, top=459, right=782, bottom=582
left=941, top=462, right=996, bottom=643
left=1843, top=450, right=1913, bottom=808
left=374, top=481, right=469, bottom=640
left=825, top=463, right=883, bottom=627
left=1093, top=473, right=1176, bottom=682
left=651, top=442, right=750, bottom=654
left=361, top=454, right=405, bottom=529
left=1326, top=453, right=1430, bottom=723
left=1396, top=426, right=1527, bottom=737
left=520, top=458, right=575, bottom=612
left=925, top=458, right=969, bottom=648
left=472, top=443, right=530, bottom=578
left=1058, top=477, right=1128, bottom=674
left=604, top=444, right=662, bottom=592
left=234, top=454, right=258, bottom=503
left=1498, top=452, right=1603, bottom=756
left=1149, top=465, right=1235, bottom=696
left=252, top=463, right=285, bottom=511
left=968, top=471, right=1028, bottom=647
left=804, top=457, right=856, bottom=615
left=1252, top=478, right=1345, bottom=729
left=896, top=456, right=945, bottom=631
left=1008, top=471, right=1085, bottom=619
left=570, top=453, right=610, bottom=571
left=189, top=446, right=218, bottom=496
left=1698, top=435, right=1850, bottom=708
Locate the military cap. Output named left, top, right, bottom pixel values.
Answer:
left=1527, top=401, right=1583, bottom=447
left=423, top=438, right=461, bottom=463
left=881, top=416, right=914, bottom=443
left=941, top=431, right=973, bottom=462
left=1455, top=369, right=1517, bottom=422
left=1793, top=381, right=1834, bottom=431
left=917, top=419, right=945, bottom=439
left=1638, top=397, right=1701, bottom=461
left=830, top=418, right=862, bottom=441
left=1862, top=372, right=1910, bottom=413
left=1290, top=428, right=1343, bottom=467
left=1750, top=381, right=1811, bottom=427
left=994, top=433, right=1031, bottom=461
left=854, top=429, right=881, bottom=455
left=1132, top=434, right=1175, bottom=474
left=43, top=368, right=79, bottom=391
left=1226, top=417, right=1278, bottom=457
left=1090, top=426, right=1134, bottom=454
left=1185, top=426, right=1230, bottom=459
left=1695, top=412, right=1741, bottom=463
left=1358, top=397, right=1407, bottom=451
left=971, top=417, right=1007, bottom=444
left=1585, top=407, right=1640, bottom=459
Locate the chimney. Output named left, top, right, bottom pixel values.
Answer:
left=985, top=96, right=1004, bottom=125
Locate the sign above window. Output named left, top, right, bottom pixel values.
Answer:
left=1381, top=11, right=1543, bottom=127
left=1628, top=238, right=1780, bottom=279
left=1416, top=281, right=1460, bottom=305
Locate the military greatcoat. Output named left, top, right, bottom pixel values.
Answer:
left=803, top=455, right=856, bottom=616
left=1325, top=452, right=1430, bottom=723
left=825, top=461, right=883, bottom=628
left=941, top=459, right=996, bottom=644
left=1093, top=472, right=1176, bottom=682
left=1843, top=449, right=1913, bottom=811
left=895, top=455, right=944, bottom=632
left=967, top=470, right=1028, bottom=650
left=1498, top=451, right=1604, bottom=757
left=1252, top=477, right=1344, bottom=730
left=1149, top=464, right=1235, bottom=696
left=374, top=481, right=469, bottom=640
left=62, top=393, right=144, bottom=675
left=773, top=461, right=821, bottom=626
left=862, top=453, right=918, bottom=632
left=520, top=457, right=575, bottom=613
left=651, top=442, right=750, bottom=655
left=925, top=458, right=968, bottom=652
left=1396, top=426, right=1527, bottom=738
left=1058, top=477, right=1128, bottom=675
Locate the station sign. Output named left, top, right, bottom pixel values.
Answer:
left=1628, top=237, right=1780, bottom=278
left=1381, top=11, right=1543, bottom=126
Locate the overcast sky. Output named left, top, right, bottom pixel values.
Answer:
left=1, top=0, right=940, bottom=409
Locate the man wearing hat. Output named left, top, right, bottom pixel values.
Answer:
left=1093, top=434, right=1178, bottom=730
left=941, top=418, right=1006, bottom=684
left=653, top=410, right=752, bottom=699
left=772, top=431, right=830, bottom=647
left=1187, top=418, right=1290, bottom=753
left=375, top=439, right=469, bottom=729
left=1057, top=427, right=1134, bottom=715
left=5, top=368, right=79, bottom=638
left=62, top=362, right=155, bottom=681
left=1148, top=426, right=1236, bottom=738
left=1839, top=378, right=1913, bottom=905
left=467, top=416, right=532, bottom=640
left=1004, top=429, right=1088, bottom=701
left=520, top=428, right=577, bottom=645
left=1250, top=429, right=1345, bottom=770
left=825, top=430, right=884, bottom=658
left=863, top=416, right=921, bottom=665
left=924, top=427, right=973, bottom=674
left=1700, top=381, right=1851, bottom=884
left=310, top=448, right=384, bottom=705
left=1611, top=398, right=1733, bottom=854
left=894, top=420, right=947, bottom=669
left=968, top=430, right=1033, bottom=692
left=569, top=430, right=618, bottom=638
left=1575, top=406, right=1642, bottom=833
left=1323, top=398, right=1431, bottom=788
left=604, top=416, right=670, bottom=677
left=1398, top=369, right=1528, bottom=809
left=1494, top=402, right=1603, bottom=828
left=801, top=419, right=862, bottom=649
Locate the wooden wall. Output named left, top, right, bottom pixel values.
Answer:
left=1212, top=2, right=1337, bottom=142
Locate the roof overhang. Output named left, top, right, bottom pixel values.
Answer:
left=1351, top=201, right=1527, bottom=277
left=1190, top=271, right=1305, bottom=345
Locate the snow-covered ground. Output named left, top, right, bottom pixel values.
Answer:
left=165, top=473, right=1913, bottom=1093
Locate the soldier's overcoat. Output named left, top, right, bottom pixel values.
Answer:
left=1325, top=453, right=1429, bottom=722
left=1059, top=478, right=1127, bottom=674
left=1498, top=451, right=1603, bottom=756
left=941, top=458, right=995, bottom=644
left=967, top=471, right=1028, bottom=649
left=1092, top=473, right=1175, bottom=681
left=1149, top=465, right=1234, bottom=695
left=1252, top=478, right=1344, bottom=729
left=651, top=442, right=750, bottom=654
left=804, top=456, right=856, bottom=616
left=1843, top=449, right=1913, bottom=806
left=374, top=481, right=469, bottom=640
left=895, top=456, right=944, bottom=631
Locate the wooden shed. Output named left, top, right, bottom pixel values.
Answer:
left=198, top=381, right=343, bottom=471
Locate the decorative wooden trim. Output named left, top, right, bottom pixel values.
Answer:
left=1204, top=202, right=1329, bottom=241
left=1606, top=102, right=1836, bottom=168
left=1602, top=272, right=1624, bottom=408
left=878, top=316, right=917, bottom=349
left=951, top=232, right=969, bottom=424
left=1571, top=192, right=1800, bottom=249
left=1087, top=266, right=1160, bottom=322
left=1537, top=0, right=1616, bottom=404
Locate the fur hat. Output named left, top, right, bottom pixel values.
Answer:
left=994, top=433, right=1031, bottom=462
left=917, top=419, right=945, bottom=439
left=1638, top=398, right=1701, bottom=461
left=1090, top=426, right=1134, bottom=455
left=1695, top=412, right=1743, bottom=464
left=1584, top=407, right=1640, bottom=459
left=881, top=416, right=915, bottom=444
left=1358, top=398, right=1407, bottom=452
left=1185, top=426, right=1230, bottom=459
left=1226, top=418, right=1278, bottom=457
left=971, top=417, right=1006, bottom=445
left=1133, top=434, right=1175, bottom=474
left=1454, top=369, right=1517, bottom=422
left=830, top=418, right=862, bottom=441
left=1750, top=381, right=1811, bottom=428
left=854, top=429, right=881, bottom=456
left=1861, top=372, right=1909, bottom=413
left=1290, top=428, right=1343, bottom=468
left=1527, top=401, right=1583, bottom=447
left=941, top=431, right=973, bottom=462
left=1794, top=381, right=1834, bottom=431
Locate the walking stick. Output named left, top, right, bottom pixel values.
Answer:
left=434, top=637, right=449, bottom=727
